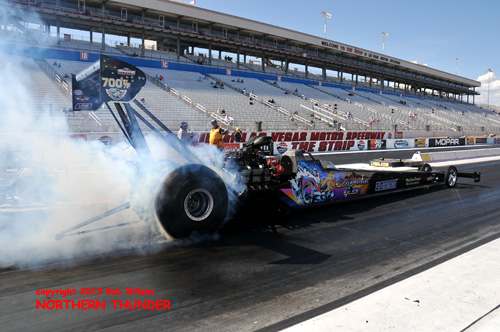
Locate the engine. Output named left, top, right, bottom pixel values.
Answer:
left=224, top=136, right=274, bottom=190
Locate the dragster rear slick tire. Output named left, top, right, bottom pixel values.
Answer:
left=155, top=164, right=228, bottom=239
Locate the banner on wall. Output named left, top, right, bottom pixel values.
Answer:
left=414, top=138, right=427, bottom=147
left=428, top=138, right=466, bottom=147
left=391, top=139, right=413, bottom=149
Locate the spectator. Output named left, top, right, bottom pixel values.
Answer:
left=234, top=127, right=243, bottom=142
left=209, top=119, right=227, bottom=150
left=140, top=97, right=145, bottom=104
left=159, top=75, right=164, bottom=81
left=177, top=121, right=193, bottom=145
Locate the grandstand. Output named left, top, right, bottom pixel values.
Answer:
left=1, top=0, right=499, bottom=139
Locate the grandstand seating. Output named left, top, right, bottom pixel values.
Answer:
left=183, top=54, right=241, bottom=69
left=2, top=0, right=498, bottom=142
left=141, top=68, right=314, bottom=131
left=116, top=45, right=181, bottom=62
left=56, top=38, right=123, bottom=55
left=2, top=42, right=499, bottom=135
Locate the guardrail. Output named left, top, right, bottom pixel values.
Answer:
left=195, top=103, right=206, bottom=113
left=89, top=111, right=102, bottom=126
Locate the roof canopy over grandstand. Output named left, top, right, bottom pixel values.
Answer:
left=6, top=0, right=480, bottom=104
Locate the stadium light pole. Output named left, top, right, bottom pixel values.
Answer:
left=322, top=11, right=332, bottom=39
left=382, top=32, right=389, bottom=54
left=455, top=58, right=459, bottom=75
left=488, top=69, right=493, bottom=107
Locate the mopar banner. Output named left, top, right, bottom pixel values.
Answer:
left=72, top=55, right=147, bottom=111
left=428, top=138, right=466, bottom=147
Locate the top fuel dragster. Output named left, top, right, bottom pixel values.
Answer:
left=56, top=55, right=480, bottom=240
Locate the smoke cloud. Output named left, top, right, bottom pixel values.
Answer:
left=0, top=7, right=170, bottom=268
left=0, top=83, right=166, bottom=268
left=0, top=3, right=243, bottom=269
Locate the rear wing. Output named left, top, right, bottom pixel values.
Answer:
left=72, top=55, right=146, bottom=111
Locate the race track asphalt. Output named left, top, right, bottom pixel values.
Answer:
left=1, top=147, right=499, bottom=332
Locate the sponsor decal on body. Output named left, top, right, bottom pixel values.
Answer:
left=74, top=103, right=93, bottom=110
left=375, top=179, right=398, bottom=191
left=405, top=177, right=422, bottom=186
left=105, top=88, right=127, bottom=101
left=117, top=68, right=136, bottom=76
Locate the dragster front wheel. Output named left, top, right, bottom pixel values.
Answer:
left=419, top=163, right=432, bottom=172
left=155, top=164, right=228, bottom=239
left=445, top=166, right=458, bottom=188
